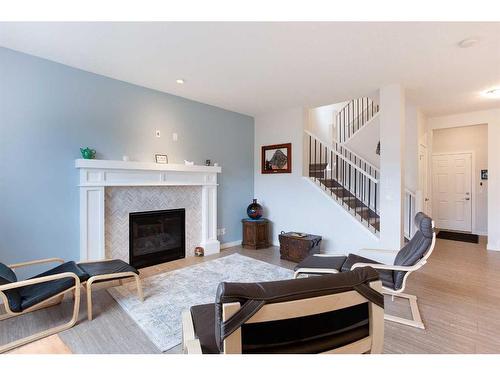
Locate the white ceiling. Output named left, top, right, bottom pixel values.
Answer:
left=1, top=22, right=499, bottom=116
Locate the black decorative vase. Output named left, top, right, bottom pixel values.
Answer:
left=246, top=199, right=263, bottom=220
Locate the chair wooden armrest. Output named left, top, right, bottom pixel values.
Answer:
left=8, top=258, right=65, bottom=269
left=350, top=263, right=417, bottom=272
left=185, top=339, right=203, bottom=354
left=182, top=309, right=196, bottom=350
left=0, top=272, right=81, bottom=292
left=0, top=271, right=81, bottom=353
left=355, top=249, right=397, bottom=264
left=358, top=248, right=398, bottom=254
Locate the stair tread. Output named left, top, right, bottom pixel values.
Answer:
left=318, top=178, right=343, bottom=188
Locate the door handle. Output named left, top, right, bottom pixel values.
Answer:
left=465, top=197, right=470, bottom=201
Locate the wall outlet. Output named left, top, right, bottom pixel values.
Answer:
left=172, top=132, right=178, bottom=141
left=155, top=130, right=161, bottom=138
left=217, top=228, right=226, bottom=236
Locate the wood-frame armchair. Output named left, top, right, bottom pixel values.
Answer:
left=293, top=212, right=436, bottom=330
left=349, top=223, right=436, bottom=329
left=0, top=258, right=81, bottom=353
left=182, top=268, right=385, bottom=354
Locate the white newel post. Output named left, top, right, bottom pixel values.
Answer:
left=76, top=159, right=221, bottom=262
left=379, top=84, right=405, bottom=250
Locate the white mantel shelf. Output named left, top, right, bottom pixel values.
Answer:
left=76, top=158, right=221, bottom=262
left=75, top=159, right=221, bottom=187
left=75, top=159, right=221, bottom=173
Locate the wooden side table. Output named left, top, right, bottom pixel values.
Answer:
left=241, top=218, right=270, bottom=250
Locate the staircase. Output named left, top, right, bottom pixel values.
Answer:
left=305, top=130, right=380, bottom=234
left=337, top=97, right=379, bottom=143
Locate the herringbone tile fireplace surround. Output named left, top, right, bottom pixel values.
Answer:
left=105, top=186, right=202, bottom=260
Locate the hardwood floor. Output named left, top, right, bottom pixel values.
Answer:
left=7, top=335, right=72, bottom=354
left=2, top=237, right=500, bottom=354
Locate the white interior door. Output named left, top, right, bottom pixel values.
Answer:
left=432, top=153, right=472, bottom=232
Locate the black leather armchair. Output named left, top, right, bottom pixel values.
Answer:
left=182, top=267, right=385, bottom=354
left=0, top=257, right=142, bottom=353
left=0, top=258, right=83, bottom=353
left=294, top=212, right=436, bottom=329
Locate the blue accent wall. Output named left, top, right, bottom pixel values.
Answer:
left=0, top=47, right=254, bottom=265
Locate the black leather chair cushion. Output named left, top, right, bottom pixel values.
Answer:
left=190, top=303, right=220, bottom=354
left=341, top=254, right=395, bottom=289
left=0, top=263, right=17, bottom=284
left=78, top=259, right=139, bottom=278
left=0, top=262, right=22, bottom=313
left=3, top=261, right=89, bottom=313
left=392, top=212, right=433, bottom=289
left=214, top=267, right=381, bottom=352
left=294, top=255, right=347, bottom=273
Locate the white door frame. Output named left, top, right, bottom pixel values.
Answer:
left=418, top=143, right=430, bottom=215
left=431, top=151, right=475, bottom=233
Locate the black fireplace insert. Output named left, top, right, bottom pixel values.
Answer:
left=129, top=208, right=185, bottom=269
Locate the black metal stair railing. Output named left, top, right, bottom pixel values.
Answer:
left=305, top=129, right=380, bottom=233
left=337, top=97, right=380, bottom=143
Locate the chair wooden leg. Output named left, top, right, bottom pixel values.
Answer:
left=135, top=275, right=144, bottom=302
left=0, top=286, right=80, bottom=354
left=384, top=291, right=425, bottom=329
left=87, top=280, right=94, bottom=321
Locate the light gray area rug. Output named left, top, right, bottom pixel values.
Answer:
left=107, top=254, right=293, bottom=352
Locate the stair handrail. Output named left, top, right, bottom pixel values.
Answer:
left=305, top=129, right=379, bottom=183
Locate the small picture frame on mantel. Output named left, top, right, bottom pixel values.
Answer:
left=155, top=154, right=168, bottom=164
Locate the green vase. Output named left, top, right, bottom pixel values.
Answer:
left=80, top=147, right=96, bottom=159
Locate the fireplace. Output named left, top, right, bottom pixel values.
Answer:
left=129, top=209, right=186, bottom=269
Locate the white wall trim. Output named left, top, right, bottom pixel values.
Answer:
left=220, top=240, right=242, bottom=249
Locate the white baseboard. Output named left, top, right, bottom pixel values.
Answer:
left=487, top=243, right=500, bottom=251
left=220, top=240, right=242, bottom=249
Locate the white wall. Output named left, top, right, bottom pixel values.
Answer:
left=307, top=101, right=348, bottom=144
left=427, top=108, right=500, bottom=250
left=343, top=114, right=380, bottom=168
left=254, top=107, right=380, bottom=253
left=405, top=102, right=419, bottom=193
left=432, top=124, right=488, bottom=235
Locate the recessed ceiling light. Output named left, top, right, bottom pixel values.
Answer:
left=458, top=38, right=479, bottom=48
left=176, top=79, right=185, bottom=84
left=483, top=88, right=500, bottom=98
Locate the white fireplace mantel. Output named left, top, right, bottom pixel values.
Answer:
left=75, top=159, right=221, bottom=261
